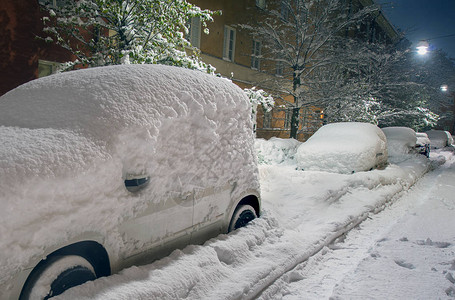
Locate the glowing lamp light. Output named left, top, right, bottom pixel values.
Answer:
left=416, top=40, right=429, bottom=55
left=441, top=85, right=448, bottom=92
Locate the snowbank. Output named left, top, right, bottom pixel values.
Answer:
left=0, top=64, right=259, bottom=297
left=255, top=137, right=301, bottom=165
left=296, top=122, right=388, bottom=174
left=53, top=138, right=433, bottom=300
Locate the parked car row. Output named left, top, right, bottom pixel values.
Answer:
left=296, top=123, right=453, bottom=174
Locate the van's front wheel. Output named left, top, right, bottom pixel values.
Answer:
left=228, top=204, right=257, bottom=232
left=20, top=255, right=97, bottom=300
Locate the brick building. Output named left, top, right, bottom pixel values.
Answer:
left=1, top=0, right=398, bottom=141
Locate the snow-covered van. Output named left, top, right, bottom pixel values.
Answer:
left=0, top=65, right=261, bottom=299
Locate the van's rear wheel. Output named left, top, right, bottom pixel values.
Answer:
left=20, top=255, right=96, bottom=300
left=228, top=204, right=257, bottom=232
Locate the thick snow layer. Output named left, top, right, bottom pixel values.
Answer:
left=382, top=126, right=416, bottom=156
left=416, top=132, right=430, bottom=146
left=255, top=137, right=301, bottom=165
left=48, top=138, right=435, bottom=300
left=381, top=126, right=418, bottom=164
left=265, top=150, right=455, bottom=300
left=296, top=122, right=388, bottom=174
left=426, top=129, right=453, bottom=148
left=0, top=64, right=259, bottom=293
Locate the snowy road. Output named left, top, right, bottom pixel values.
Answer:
left=259, top=151, right=455, bottom=299
left=55, top=150, right=448, bottom=300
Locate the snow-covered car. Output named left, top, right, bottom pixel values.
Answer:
left=295, top=122, right=388, bottom=174
left=425, top=130, right=454, bottom=149
left=0, top=65, right=261, bottom=300
left=416, top=132, right=431, bottom=157
left=381, top=127, right=417, bottom=157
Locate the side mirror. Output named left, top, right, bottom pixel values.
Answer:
left=124, top=175, right=150, bottom=192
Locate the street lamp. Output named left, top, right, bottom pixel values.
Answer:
left=415, top=33, right=455, bottom=55
left=441, top=85, right=449, bottom=92
left=416, top=40, right=429, bottom=55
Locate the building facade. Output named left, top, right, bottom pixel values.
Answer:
left=1, top=0, right=399, bottom=141
left=188, top=0, right=399, bottom=141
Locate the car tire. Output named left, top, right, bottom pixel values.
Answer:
left=20, top=255, right=96, bottom=300
left=228, top=204, right=257, bottom=232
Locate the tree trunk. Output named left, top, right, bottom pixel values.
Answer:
left=291, top=69, right=302, bottom=139
left=290, top=107, right=300, bottom=139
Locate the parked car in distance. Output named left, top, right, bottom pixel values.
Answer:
left=0, top=65, right=261, bottom=300
left=425, top=130, right=454, bottom=149
left=381, top=127, right=417, bottom=157
left=295, top=122, right=388, bottom=174
left=416, top=132, right=431, bottom=157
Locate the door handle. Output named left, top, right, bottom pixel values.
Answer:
left=124, top=175, right=150, bottom=192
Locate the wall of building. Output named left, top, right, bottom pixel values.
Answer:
left=0, top=0, right=73, bottom=96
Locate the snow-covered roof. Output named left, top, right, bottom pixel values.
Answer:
left=381, top=127, right=417, bottom=157
left=426, top=130, right=453, bottom=148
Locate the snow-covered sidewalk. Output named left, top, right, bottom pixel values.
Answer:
left=56, top=151, right=434, bottom=299
left=258, top=150, right=455, bottom=299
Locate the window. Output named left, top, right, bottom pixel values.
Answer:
left=38, top=60, right=60, bottom=78
left=284, top=108, right=292, bottom=129
left=38, top=0, right=66, bottom=7
left=263, top=110, right=272, bottom=128
left=281, top=0, right=290, bottom=21
left=251, top=40, right=261, bottom=70
left=276, top=61, right=284, bottom=76
left=188, top=17, right=201, bottom=48
left=223, top=26, right=236, bottom=62
left=256, top=0, right=266, bottom=9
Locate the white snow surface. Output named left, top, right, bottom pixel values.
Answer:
left=255, top=137, right=301, bottom=165
left=416, top=132, right=430, bottom=146
left=295, top=122, right=388, bottom=174
left=49, top=137, right=442, bottom=300
left=426, top=129, right=454, bottom=149
left=0, top=64, right=259, bottom=291
left=382, top=126, right=418, bottom=164
left=258, top=149, right=455, bottom=300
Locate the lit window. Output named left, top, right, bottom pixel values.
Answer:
left=38, top=60, right=61, bottom=77
left=251, top=40, right=261, bottom=70
left=223, top=26, right=236, bottom=62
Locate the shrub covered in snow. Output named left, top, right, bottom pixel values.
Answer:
left=295, top=122, right=388, bottom=174
left=255, top=137, right=301, bottom=165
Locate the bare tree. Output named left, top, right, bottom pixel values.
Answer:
left=242, top=0, right=377, bottom=138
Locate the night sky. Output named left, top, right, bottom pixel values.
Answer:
left=378, top=0, right=455, bottom=59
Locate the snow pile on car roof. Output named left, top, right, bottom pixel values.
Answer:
left=382, top=127, right=417, bottom=158
left=255, top=137, right=301, bottom=165
left=295, top=122, right=388, bottom=174
left=426, top=130, right=454, bottom=149
left=0, top=64, right=258, bottom=283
